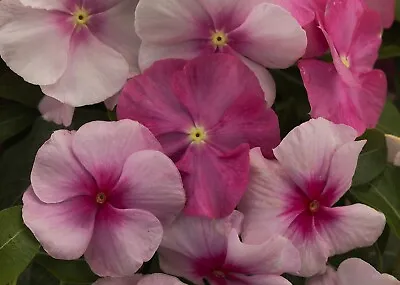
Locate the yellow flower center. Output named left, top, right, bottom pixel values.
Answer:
left=340, top=55, right=350, bottom=68
left=189, top=126, right=207, bottom=144
left=309, top=200, right=320, bottom=213
left=73, top=7, right=90, bottom=26
left=96, top=192, right=107, bottom=204
left=211, top=31, right=228, bottom=48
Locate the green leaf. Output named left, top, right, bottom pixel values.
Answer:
left=377, top=100, right=400, bottom=136
left=18, top=261, right=59, bottom=285
left=351, top=165, right=400, bottom=239
left=0, top=206, right=40, bottom=285
left=34, top=254, right=98, bottom=284
left=0, top=71, right=43, bottom=108
left=379, top=45, right=400, bottom=59
left=0, top=103, right=39, bottom=144
left=0, top=118, right=61, bottom=210
left=396, top=0, right=400, bottom=22
left=352, top=129, right=388, bottom=186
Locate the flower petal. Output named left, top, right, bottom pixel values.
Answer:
left=273, top=118, right=358, bottom=192
left=317, top=204, right=386, bottom=256
left=22, top=188, right=96, bottom=260
left=93, top=276, right=142, bottom=285
left=111, top=150, right=185, bottom=225
left=386, top=134, right=400, bottom=165
left=85, top=205, right=163, bottom=277
left=18, top=0, right=72, bottom=11
left=322, top=140, right=366, bottom=205
left=42, top=29, right=129, bottom=107
left=305, top=266, right=338, bottom=285
left=135, top=0, right=210, bottom=44
left=177, top=143, right=250, bottom=218
left=0, top=6, right=71, bottom=85
left=364, top=0, right=395, bottom=28
left=31, top=130, right=97, bottom=203
left=139, top=274, right=186, bottom=285
left=89, top=0, right=141, bottom=75
left=225, top=231, right=300, bottom=275
left=72, top=120, right=162, bottom=190
left=38, top=96, right=75, bottom=127
left=230, top=3, right=307, bottom=68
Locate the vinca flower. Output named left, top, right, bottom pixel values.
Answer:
left=94, top=273, right=186, bottom=285
left=239, top=118, right=386, bottom=276
left=22, top=120, right=186, bottom=277
left=118, top=54, right=280, bottom=218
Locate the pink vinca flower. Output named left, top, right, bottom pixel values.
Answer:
left=117, top=54, right=280, bottom=218
left=39, top=96, right=75, bottom=127
left=135, top=0, right=307, bottom=105
left=94, top=273, right=186, bottom=285
left=299, top=0, right=387, bottom=135
left=238, top=118, right=386, bottom=277
left=0, top=0, right=141, bottom=107
left=158, top=211, right=300, bottom=285
left=306, top=258, right=400, bottom=285
left=22, top=120, right=186, bottom=277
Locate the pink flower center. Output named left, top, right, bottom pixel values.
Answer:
left=211, top=30, right=229, bottom=48
left=213, top=270, right=226, bottom=278
left=309, top=200, right=320, bottom=213
left=73, top=7, right=91, bottom=26
left=96, top=192, right=107, bottom=204
left=189, top=126, right=207, bottom=143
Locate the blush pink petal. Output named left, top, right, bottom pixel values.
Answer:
left=226, top=231, right=300, bottom=275
left=364, top=0, right=395, bottom=28
left=22, top=188, right=96, bottom=260
left=89, top=0, right=141, bottom=75
left=111, top=150, right=185, bottom=225
left=317, top=204, right=386, bottom=255
left=177, top=144, right=250, bottom=218
left=0, top=6, right=72, bottom=85
left=273, top=118, right=358, bottom=192
left=139, top=274, right=186, bottom=285
left=299, top=59, right=387, bottom=135
left=135, top=0, right=210, bottom=44
left=72, top=120, right=162, bottom=190
left=38, top=96, right=75, bottom=127
left=305, top=266, right=338, bottom=285
left=93, top=275, right=142, bottom=285
left=230, top=3, right=307, bottom=68
left=85, top=205, right=163, bottom=277
left=31, top=130, right=97, bottom=203
left=386, top=134, right=400, bottom=165
left=18, top=0, right=71, bottom=11
left=42, top=29, right=129, bottom=107
left=322, top=140, right=366, bottom=205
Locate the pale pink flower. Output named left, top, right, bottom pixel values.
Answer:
left=94, top=273, right=186, bottom=285
left=239, top=118, right=386, bottom=277
left=386, top=134, right=400, bottom=166
left=0, top=0, right=140, bottom=107
left=135, top=0, right=307, bottom=105
left=39, top=96, right=75, bottom=127
left=158, top=211, right=300, bottom=285
left=306, top=258, right=400, bottom=285
left=299, top=0, right=387, bottom=135
left=22, top=120, right=186, bottom=277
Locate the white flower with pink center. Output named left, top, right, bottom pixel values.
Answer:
left=0, top=0, right=140, bottom=107
left=239, top=118, right=386, bottom=277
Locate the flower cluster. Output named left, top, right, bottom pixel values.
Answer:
left=0, top=0, right=399, bottom=284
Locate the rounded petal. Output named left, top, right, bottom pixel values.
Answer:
left=90, top=0, right=141, bottom=75
left=42, top=29, right=129, bottom=107
left=72, top=120, right=162, bottom=190
left=0, top=7, right=71, bottom=85
left=273, top=117, right=358, bottom=192
left=305, top=266, right=338, bottom=285
left=31, top=130, right=97, bottom=203
left=230, top=3, right=307, bottom=68
left=22, top=188, right=96, bottom=260
left=85, top=206, right=163, bottom=277
left=18, top=0, right=71, bottom=11
left=386, top=134, right=400, bottom=165
left=93, top=275, right=142, bottom=285
left=139, top=274, right=186, bottom=285
left=317, top=204, right=386, bottom=256
left=322, top=140, right=366, bottom=205
left=178, top=144, right=250, bottom=218
left=111, top=150, right=185, bottom=225
left=39, top=96, right=75, bottom=127
left=364, top=0, right=395, bottom=28
left=226, top=231, right=300, bottom=275
left=135, top=0, right=210, bottom=44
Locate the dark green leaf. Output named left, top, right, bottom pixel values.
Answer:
left=352, top=129, right=388, bottom=186
left=0, top=103, right=39, bottom=144
left=18, top=261, right=59, bottom=285
left=34, top=254, right=98, bottom=284
left=351, top=165, right=400, bottom=239
left=0, top=206, right=40, bottom=285
left=0, top=118, right=61, bottom=210
left=396, top=0, right=400, bottom=22
left=377, top=100, right=400, bottom=136
left=0, top=71, right=43, bottom=108
left=69, top=108, right=108, bottom=130
left=379, top=45, right=400, bottom=59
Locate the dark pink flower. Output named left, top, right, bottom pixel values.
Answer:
left=159, top=211, right=300, bottom=285
left=23, top=120, right=186, bottom=277
left=117, top=54, right=280, bottom=218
